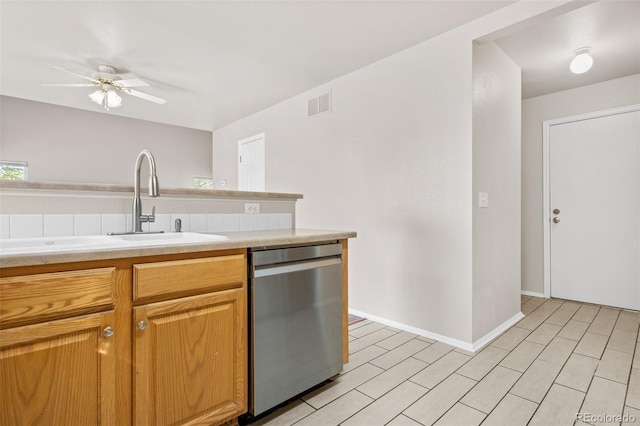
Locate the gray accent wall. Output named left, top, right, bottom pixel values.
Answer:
left=0, top=96, right=212, bottom=188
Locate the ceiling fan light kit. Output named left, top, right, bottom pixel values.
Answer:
left=42, top=64, right=166, bottom=111
left=89, top=87, right=122, bottom=111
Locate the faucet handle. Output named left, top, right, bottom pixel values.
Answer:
left=139, top=206, right=156, bottom=224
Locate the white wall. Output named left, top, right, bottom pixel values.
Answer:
left=215, top=30, right=475, bottom=343
left=212, top=2, right=569, bottom=346
left=0, top=96, right=212, bottom=188
left=471, top=41, right=522, bottom=342
left=521, top=74, right=640, bottom=295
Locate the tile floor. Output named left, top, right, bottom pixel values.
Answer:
left=252, top=296, right=640, bottom=426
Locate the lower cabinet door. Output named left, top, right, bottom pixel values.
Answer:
left=133, top=289, right=247, bottom=426
left=0, top=311, right=116, bottom=425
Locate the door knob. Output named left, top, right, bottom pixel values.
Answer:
left=553, top=217, right=560, bottom=223
left=553, top=209, right=560, bottom=215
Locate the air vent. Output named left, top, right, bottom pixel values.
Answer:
left=307, top=91, right=332, bottom=118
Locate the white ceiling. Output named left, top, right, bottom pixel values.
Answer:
left=1, top=1, right=638, bottom=132
left=494, top=0, right=640, bottom=99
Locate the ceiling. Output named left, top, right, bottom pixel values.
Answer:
left=494, top=0, right=640, bottom=99
left=1, top=1, right=638, bottom=132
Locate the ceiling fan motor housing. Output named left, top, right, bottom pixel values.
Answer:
left=92, top=64, right=121, bottom=81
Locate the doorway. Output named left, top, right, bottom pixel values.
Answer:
left=543, top=105, right=640, bottom=310
left=238, top=133, right=265, bottom=192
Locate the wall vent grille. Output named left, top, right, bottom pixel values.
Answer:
left=308, top=91, right=331, bottom=117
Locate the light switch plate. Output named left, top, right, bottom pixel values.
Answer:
left=479, top=192, right=489, bottom=208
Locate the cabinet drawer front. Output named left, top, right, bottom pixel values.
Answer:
left=0, top=268, right=115, bottom=327
left=133, top=254, right=246, bottom=300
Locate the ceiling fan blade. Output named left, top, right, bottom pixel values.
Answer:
left=124, top=89, right=166, bottom=105
left=41, top=83, right=96, bottom=87
left=52, top=66, right=96, bottom=82
left=115, top=78, right=149, bottom=88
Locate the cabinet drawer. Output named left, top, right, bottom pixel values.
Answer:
left=0, top=268, right=116, bottom=327
left=133, top=254, right=246, bottom=300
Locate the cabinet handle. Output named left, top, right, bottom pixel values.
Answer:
left=103, top=326, right=115, bottom=338
left=137, top=320, right=148, bottom=331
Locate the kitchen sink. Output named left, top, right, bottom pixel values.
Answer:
left=0, top=235, right=123, bottom=254
left=0, top=232, right=228, bottom=255
left=109, top=232, right=228, bottom=244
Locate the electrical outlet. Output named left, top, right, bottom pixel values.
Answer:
left=245, top=203, right=260, bottom=214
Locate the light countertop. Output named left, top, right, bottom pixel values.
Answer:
left=0, top=180, right=303, bottom=200
left=0, top=229, right=357, bottom=268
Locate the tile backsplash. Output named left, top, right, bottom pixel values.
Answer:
left=1, top=213, right=293, bottom=239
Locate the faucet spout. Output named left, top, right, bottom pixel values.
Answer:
left=132, top=150, right=159, bottom=233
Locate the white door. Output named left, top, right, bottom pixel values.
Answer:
left=549, top=109, right=640, bottom=310
left=238, top=133, right=265, bottom=192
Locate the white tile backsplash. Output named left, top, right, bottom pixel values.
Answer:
left=223, top=214, right=240, bottom=231
left=207, top=214, right=224, bottom=232
left=239, top=214, right=254, bottom=231
left=44, top=214, right=74, bottom=237
left=149, top=214, right=171, bottom=233
left=279, top=213, right=293, bottom=229
left=1, top=212, right=293, bottom=239
left=11, top=215, right=44, bottom=238
left=189, top=214, right=208, bottom=232
left=101, top=214, right=127, bottom=235
left=74, top=214, right=102, bottom=236
left=0, top=215, right=10, bottom=239
left=254, top=214, right=268, bottom=231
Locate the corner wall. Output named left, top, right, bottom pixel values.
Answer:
left=521, top=74, right=640, bottom=295
left=213, top=1, right=573, bottom=346
left=0, top=96, right=212, bottom=188
left=215, top=29, right=475, bottom=343
left=472, top=41, right=522, bottom=343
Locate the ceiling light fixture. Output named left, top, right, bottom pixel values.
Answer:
left=89, top=85, right=122, bottom=111
left=570, top=47, right=593, bottom=74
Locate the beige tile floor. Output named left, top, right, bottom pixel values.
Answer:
left=252, top=296, right=640, bottom=426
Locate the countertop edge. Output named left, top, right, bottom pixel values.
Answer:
left=0, top=180, right=303, bottom=200
left=0, top=229, right=357, bottom=268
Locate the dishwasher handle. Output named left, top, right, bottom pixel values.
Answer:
left=254, top=257, right=341, bottom=278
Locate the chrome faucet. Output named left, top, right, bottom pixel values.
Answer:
left=132, top=149, right=160, bottom=233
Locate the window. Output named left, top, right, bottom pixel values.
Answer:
left=193, top=177, right=214, bottom=189
left=0, top=161, right=28, bottom=180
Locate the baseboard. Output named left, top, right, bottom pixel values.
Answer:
left=521, top=290, right=545, bottom=298
left=471, top=311, right=525, bottom=352
left=348, top=309, right=476, bottom=352
left=349, top=309, right=525, bottom=354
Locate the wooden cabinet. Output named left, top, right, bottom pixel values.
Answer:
left=0, top=249, right=247, bottom=426
left=132, top=254, right=247, bottom=426
left=0, top=267, right=118, bottom=425
left=133, top=289, right=246, bottom=425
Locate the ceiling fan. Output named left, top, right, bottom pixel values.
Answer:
left=42, top=65, right=166, bottom=110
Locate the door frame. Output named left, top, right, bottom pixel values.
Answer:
left=542, top=104, right=640, bottom=298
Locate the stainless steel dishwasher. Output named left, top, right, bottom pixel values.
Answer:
left=249, top=243, right=343, bottom=417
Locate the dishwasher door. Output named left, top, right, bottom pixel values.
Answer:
left=250, top=244, right=343, bottom=416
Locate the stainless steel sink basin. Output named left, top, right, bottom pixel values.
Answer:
left=109, top=232, right=228, bottom=245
